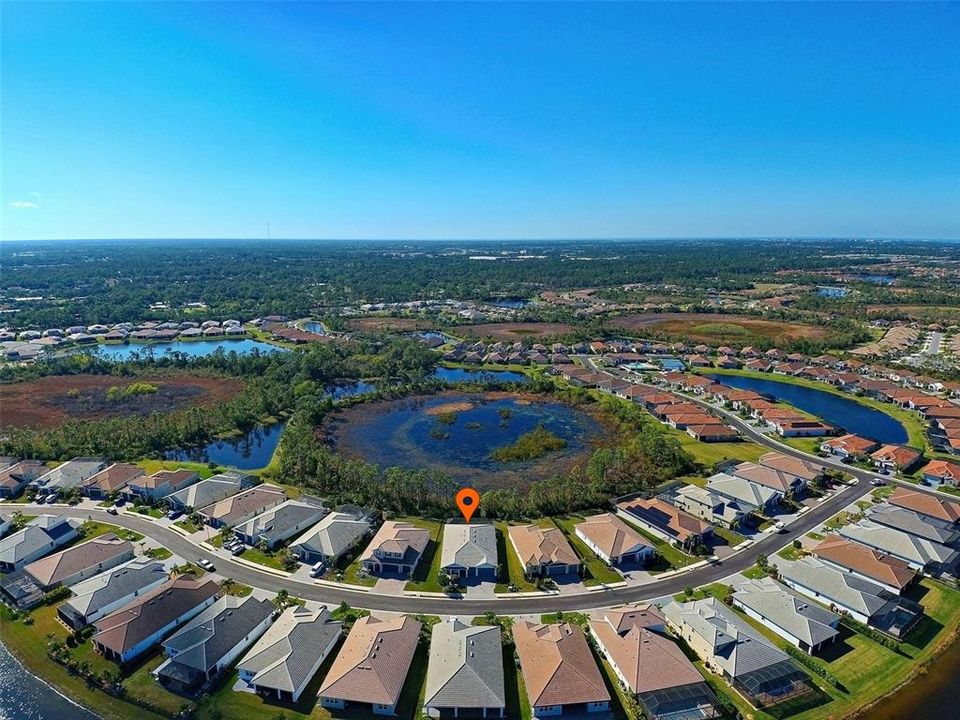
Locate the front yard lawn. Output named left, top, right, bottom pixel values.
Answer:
left=551, top=515, right=623, bottom=586
left=615, top=515, right=698, bottom=570
left=404, top=519, right=447, bottom=593
left=494, top=521, right=539, bottom=593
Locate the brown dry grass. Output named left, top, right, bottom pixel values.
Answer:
left=457, top=322, right=577, bottom=339
left=609, top=313, right=828, bottom=342
left=0, top=373, right=243, bottom=429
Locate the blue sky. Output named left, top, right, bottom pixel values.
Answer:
left=2, top=1, right=958, bottom=241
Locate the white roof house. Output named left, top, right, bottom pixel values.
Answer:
left=238, top=604, right=342, bottom=702
left=439, top=524, right=498, bottom=580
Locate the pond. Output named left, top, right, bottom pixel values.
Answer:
left=706, top=373, right=908, bottom=444
left=432, top=367, right=529, bottom=384
left=326, top=392, right=608, bottom=490
left=302, top=321, right=328, bottom=335
left=485, top=297, right=529, bottom=309
left=73, top=338, right=288, bottom=361
left=164, top=420, right=287, bottom=469
left=0, top=638, right=99, bottom=720
left=324, top=380, right=377, bottom=400
left=817, top=286, right=849, bottom=298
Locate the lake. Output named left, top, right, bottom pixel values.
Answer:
left=707, top=373, right=908, bottom=444
left=327, top=391, right=606, bottom=489
left=302, top=321, right=328, bottom=335
left=432, top=367, right=529, bottom=384
left=0, top=638, right=99, bottom=720
left=164, top=421, right=287, bottom=469
left=73, top=338, right=288, bottom=361
left=485, top=297, right=529, bottom=309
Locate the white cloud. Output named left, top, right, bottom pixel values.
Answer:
left=9, top=200, right=40, bottom=209
left=29, top=191, right=41, bottom=198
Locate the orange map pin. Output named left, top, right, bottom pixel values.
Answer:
left=456, top=487, right=480, bottom=523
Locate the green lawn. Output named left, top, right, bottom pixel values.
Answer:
left=240, top=545, right=288, bottom=571
left=404, top=518, right=447, bottom=593
left=712, top=525, right=747, bottom=547
left=145, top=546, right=172, bottom=560
left=495, top=522, right=539, bottom=593
left=551, top=515, right=623, bottom=586
left=672, top=582, right=731, bottom=603
left=776, top=542, right=805, bottom=561
left=174, top=518, right=201, bottom=533
left=0, top=605, right=169, bottom=720
left=80, top=520, right=144, bottom=543
left=135, top=458, right=222, bottom=479
left=615, top=514, right=698, bottom=570
left=668, top=426, right=768, bottom=468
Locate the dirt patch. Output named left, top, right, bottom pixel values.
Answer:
left=345, top=317, right=436, bottom=333
left=609, top=313, right=829, bottom=343
left=425, top=401, right=476, bottom=415
left=457, top=322, right=578, bottom=340
left=0, top=374, right=244, bottom=429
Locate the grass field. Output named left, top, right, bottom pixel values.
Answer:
left=404, top=518, right=446, bottom=593
left=609, top=313, right=829, bottom=344
left=494, top=521, right=539, bottom=593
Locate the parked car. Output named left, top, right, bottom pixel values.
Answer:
left=772, top=521, right=786, bottom=533
left=870, top=478, right=886, bottom=486
left=113, top=498, right=126, bottom=507
left=230, top=545, right=245, bottom=556
left=166, top=509, right=182, bottom=520
left=309, top=561, right=325, bottom=578
left=107, top=506, right=119, bottom=515
left=198, top=558, right=215, bottom=571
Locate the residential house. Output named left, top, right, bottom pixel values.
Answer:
left=811, top=535, right=916, bottom=595
left=507, top=524, right=580, bottom=578
left=919, top=459, right=960, bottom=488
left=424, top=619, right=506, bottom=718
left=732, top=578, right=839, bottom=655
left=662, top=598, right=811, bottom=708
left=237, top=604, right=342, bottom=702
left=866, top=504, right=960, bottom=547
left=775, top=557, right=921, bottom=639
left=758, top=452, right=825, bottom=488
left=234, top=500, right=327, bottom=550
left=198, top=484, right=288, bottom=529
left=870, top=445, right=923, bottom=473
left=124, top=469, right=200, bottom=502
left=92, top=577, right=220, bottom=663
left=686, top=424, right=740, bottom=442
left=674, top=485, right=744, bottom=529
left=819, top=434, right=880, bottom=459
left=838, top=520, right=957, bottom=574
left=318, top=615, right=422, bottom=715
left=706, top=472, right=781, bottom=515
left=513, top=621, right=610, bottom=717
left=31, top=457, right=106, bottom=497
left=165, top=471, right=255, bottom=512
left=154, top=596, right=274, bottom=692
left=439, top=523, right=498, bottom=581
left=731, top=461, right=807, bottom=497
left=0, top=533, right=134, bottom=609
left=888, top=487, right=960, bottom=525
left=616, top=497, right=713, bottom=549
left=290, top=510, right=372, bottom=567
left=0, top=460, right=48, bottom=499
left=574, top=513, right=654, bottom=566
left=359, top=521, right=430, bottom=576
left=0, top=515, right=80, bottom=573
left=81, top=463, right=144, bottom=500
left=58, top=558, right=169, bottom=630
left=588, top=604, right=721, bottom=720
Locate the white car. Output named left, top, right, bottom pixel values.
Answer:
left=197, top=558, right=215, bottom=571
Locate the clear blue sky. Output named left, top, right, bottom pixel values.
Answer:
left=2, top=1, right=958, bottom=241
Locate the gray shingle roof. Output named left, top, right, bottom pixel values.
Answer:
left=838, top=520, right=957, bottom=567
left=867, top=504, right=960, bottom=546
left=776, top=557, right=895, bottom=617
left=238, top=605, right=342, bottom=694
left=236, top=501, right=326, bottom=545
left=440, top=524, right=497, bottom=571
left=161, top=595, right=274, bottom=673
left=662, top=597, right=791, bottom=678
left=59, top=558, right=168, bottom=626
left=424, top=620, right=506, bottom=710
left=733, top=578, right=839, bottom=647
left=290, top=512, right=370, bottom=560
left=0, top=515, right=78, bottom=566
left=166, top=473, right=249, bottom=509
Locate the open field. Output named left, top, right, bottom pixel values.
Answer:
left=345, top=316, right=437, bottom=333
left=455, top=322, right=578, bottom=340
left=0, top=373, right=243, bottom=429
left=608, top=313, right=830, bottom=343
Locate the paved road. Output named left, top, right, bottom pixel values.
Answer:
left=14, top=472, right=868, bottom=615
